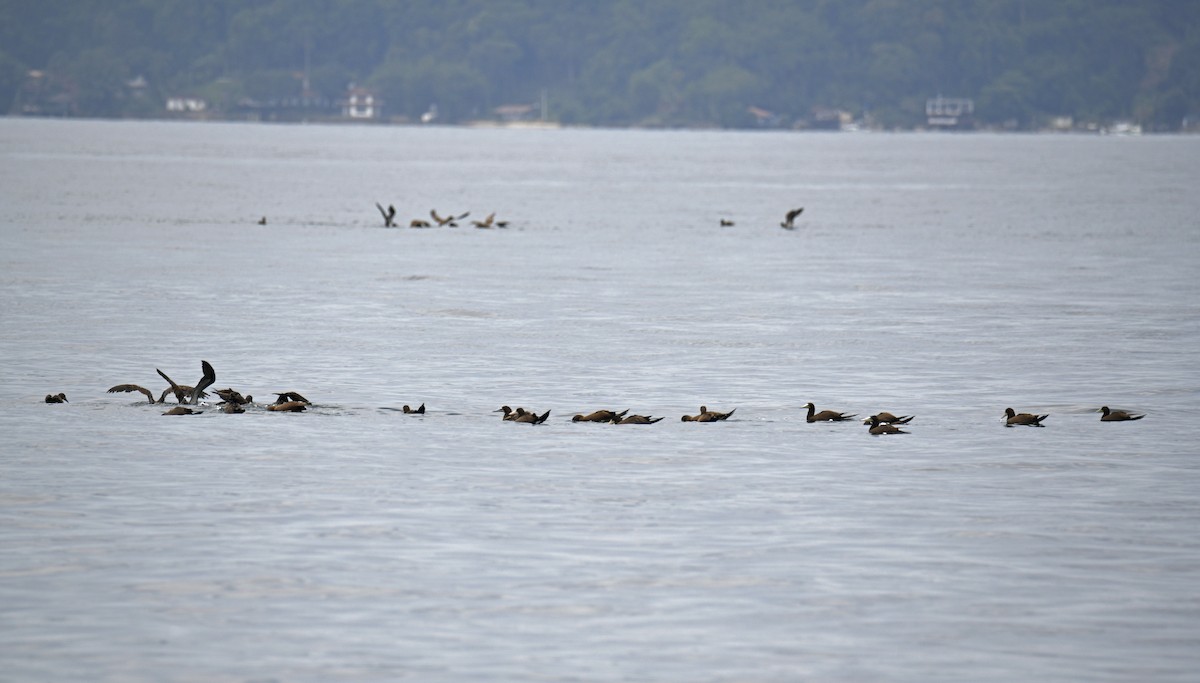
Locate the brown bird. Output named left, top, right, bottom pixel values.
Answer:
left=431, top=209, right=469, bottom=227
left=155, top=368, right=189, bottom=404
left=1004, top=408, right=1048, bottom=426
left=494, top=405, right=534, bottom=421
left=403, top=403, right=425, bottom=414
left=864, top=412, right=914, bottom=425
left=214, top=388, right=252, bottom=405
left=44, top=393, right=68, bottom=403
left=614, top=414, right=664, bottom=424
left=780, top=207, right=804, bottom=229
left=803, top=402, right=856, bottom=422
left=719, top=219, right=735, bottom=227
left=699, top=405, right=736, bottom=420
left=471, top=212, right=496, bottom=228
left=162, top=406, right=201, bottom=415
left=572, top=409, right=628, bottom=422
left=376, top=202, right=397, bottom=227
left=156, top=366, right=212, bottom=404
left=188, top=361, right=216, bottom=405
left=268, top=401, right=307, bottom=412
left=108, top=384, right=156, bottom=404
left=867, top=415, right=909, bottom=435
left=513, top=409, right=551, bottom=424
left=221, top=402, right=245, bottom=414
left=1100, top=406, right=1144, bottom=422
left=409, top=219, right=432, bottom=228
left=274, top=392, right=310, bottom=405
left=682, top=406, right=736, bottom=422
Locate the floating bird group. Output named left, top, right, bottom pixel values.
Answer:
left=51, top=361, right=1145, bottom=432
left=495, top=406, right=551, bottom=424
left=374, top=203, right=510, bottom=229
left=376, top=204, right=814, bottom=231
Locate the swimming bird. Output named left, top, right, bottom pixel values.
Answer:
left=376, top=202, right=397, bottom=227
left=214, top=388, right=252, bottom=405
left=44, top=393, right=68, bottom=403
left=513, top=409, right=551, bottom=424
left=274, top=392, right=310, bottom=405
left=403, top=403, right=425, bottom=414
left=156, top=368, right=210, bottom=404
left=221, top=402, right=245, bottom=414
left=699, top=405, right=736, bottom=420
left=494, top=405, right=529, bottom=420
left=1100, top=406, right=1144, bottom=422
left=187, top=361, right=216, bottom=405
left=257, top=216, right=267, bottom=225
left=864, top=412, right=914, bottom=425
left=431, top=209, right=469, bottom=227
left=409, top=218, right=432, bottom=228
left=107, top=384, right=156, bottom=404
left=681, top=411, right=721, bottom=422
left=614, top=414, right=664, bottom=424
left=1004, top=408, right=1047, bottom=426
left=720, top=219, right=735, bottom=227
left=268, top=400, right=307, bottom=412
left=572, top=409, right=628, bottom=422
left=803, top=402, right=856, bottom=422
left=162, top=406, right=201, bottom=415
left=867, top=415, right=909, bottom=435
left=780, top=207, right=804, bottom=229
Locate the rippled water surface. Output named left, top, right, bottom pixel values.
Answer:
left=2, top=118, right=1199, bottom=681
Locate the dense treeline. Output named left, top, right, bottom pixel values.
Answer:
left=2, top=0, right=1198, bottom=129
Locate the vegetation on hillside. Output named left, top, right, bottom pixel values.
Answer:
left=2, top=0, right=1197, bottom=129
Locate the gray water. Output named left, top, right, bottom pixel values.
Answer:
left=1, top=118, right=1198, bottom=682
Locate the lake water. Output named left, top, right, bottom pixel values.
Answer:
left=1, top=118, right=1198, bottom=681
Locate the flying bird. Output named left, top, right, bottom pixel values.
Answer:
left=780, top=207, right=804, bottom=229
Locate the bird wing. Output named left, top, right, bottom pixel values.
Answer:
left=189, top=360, right=216, bottom=405
left=156, top=368, right=187, bottom=403
left=108, top=384, right=154, bottom=402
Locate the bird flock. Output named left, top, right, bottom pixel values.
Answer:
left=365, top=204, right=805, bottom=230
left=374, top=203, right=509, bottom=229
left=39, top=206, right=1147, bottom=431
left=44, top=360, right=1146, bottom=432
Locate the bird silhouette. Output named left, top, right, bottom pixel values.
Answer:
left=376, top=202, right=397, bottom=227
left=780, top=207, right=804, bottom=229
